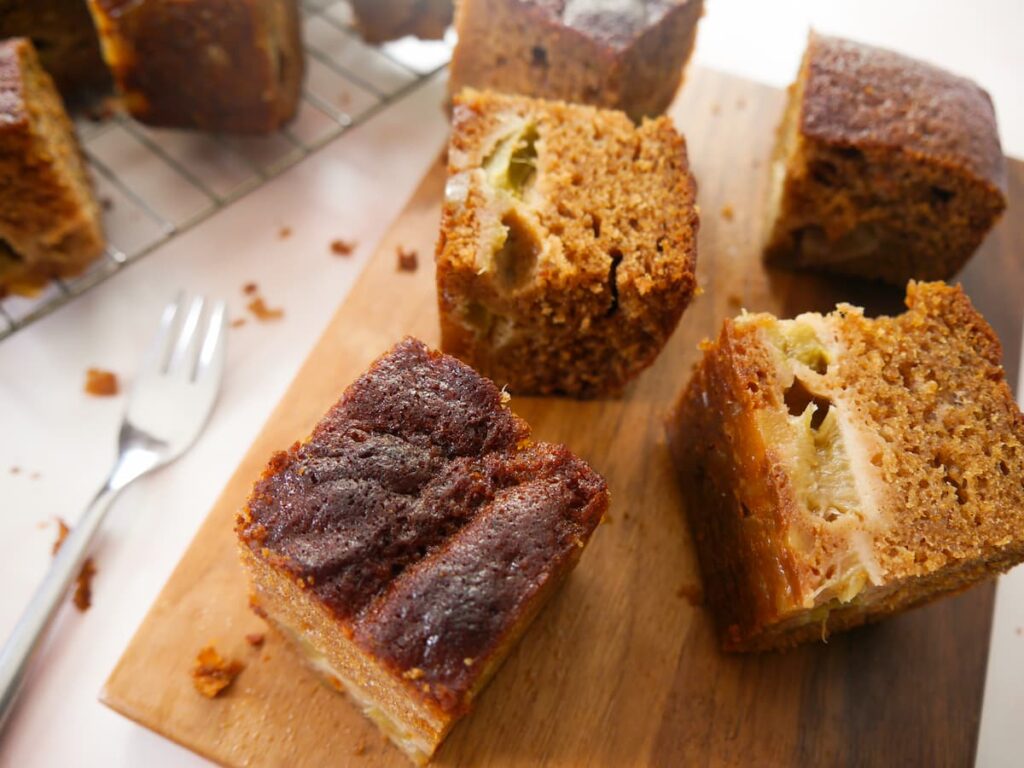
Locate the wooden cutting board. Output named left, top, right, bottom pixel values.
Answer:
left=102, top=67, right=1024, bottom=767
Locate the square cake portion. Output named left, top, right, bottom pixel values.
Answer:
left=237, top=338, right=608, bottom=763
left=0, top=0, right=111, bottom=103
left=448, top=0, right=703, bottom=121
left=437, top=89, right=698, bottom=397
left=349, top=0, right=453, bottom=44
left=87, top=0, right=303, bottom=133
left=667, top=282, right=1024, bottom=652
left=0, top=38, right=105, bottom=296
left=764, top=32, right=1007, bottom=285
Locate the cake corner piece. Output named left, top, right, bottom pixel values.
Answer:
left=763, top=31, right=1008, bottom=285
left=236, top=336, right=608, bottom=762
left=668, top=281, right=1024, bottom=652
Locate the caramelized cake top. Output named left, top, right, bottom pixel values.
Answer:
left=238, top=338, right=608, bottom=711
left=800, top=32, right=1007, bottom=193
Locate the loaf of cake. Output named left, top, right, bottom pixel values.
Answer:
left=0, top=0, right=110, bottom=103
left=667, top=282, right=1024, bottom=652
left=448, top=0, right=704, bottom=121
left=349, top=0, right=453, bottom=44
left=437, top=89, right=698, bottom=397
left=86, top=0, right=303, bottom=133
left=237, top=337, right=608, bottom=763
left=0, top=38, right=105, bottom=296
left=764, top=32, right=1008, bottom=285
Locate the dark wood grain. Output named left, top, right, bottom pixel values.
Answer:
left=102, top=67, right=1023, bottom=767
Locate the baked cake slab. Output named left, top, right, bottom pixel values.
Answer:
left=668, top=282, right=1024, bottom=652
left=437, top=88, right=698, bottom=397
left=237, top=337, right=608, bottom=763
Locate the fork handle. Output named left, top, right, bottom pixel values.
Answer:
left=0, top=481, right=123, bottom=732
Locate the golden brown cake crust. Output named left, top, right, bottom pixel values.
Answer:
left=437, top=89, right=698, bottom=397
left=88, top=0, right=303, bottom=133
left=668, top=283, right=1024, bottom=652
left=801, top=33, right=1006, bottom=193
left=448, top=0, right=703, bottom=121
left=764, top=32, right=1008, bottom=285
left=0, top=38, right=105, bottom=295
left=238, top=338, right=608, bottom=714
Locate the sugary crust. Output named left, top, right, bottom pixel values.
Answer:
left=88, top=0, right=303, bottom=133
left=668, top=283, right=1024, bottom=651
left=437, top=89, right=698, bottom=396
left=0, top=38, right=105, bottom=295
left=238, top=338, right=607, bottom=727
left=801, top=32, right=1007, bottom=195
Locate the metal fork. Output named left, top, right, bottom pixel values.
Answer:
left=0, top=293, right=227, bottom=731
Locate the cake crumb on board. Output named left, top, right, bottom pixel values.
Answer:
left=244, top=633, right=265, bottom=648
left=84, top=368, right=119, bottom=397
left=397, top=247, right=418, bottom=272
left=278, top=226, right=292, bottom=239
left=192, top=646, right=244, bottom=698
left=720, top=204, right=735, bottom=221
left=675, top=583, right=704, bottom=607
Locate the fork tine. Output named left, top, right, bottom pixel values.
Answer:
left=140, top=292, right=187, bottom=376
left=167, top=295, right=206, bottom=377
left=194, top=300, right=227, bottom=383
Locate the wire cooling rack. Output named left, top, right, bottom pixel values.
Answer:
left=0, top=0, right=453, bottom=341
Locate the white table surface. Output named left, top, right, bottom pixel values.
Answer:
left=1, top=2, right=1022, bottom=766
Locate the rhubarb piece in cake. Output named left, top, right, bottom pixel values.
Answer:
left=448, top=0, right=704, bottom=121
left=764, top=32, right=1007, bottom=285
left=237, top=337, right=608, bottom=763
left=0, top=0, right=111, bottom=103
left=349, top=0, right=453, bottom=44
left=437, top=88, right=698, bottom=397
left=668, top=282, right=1024, bottom=652
left=0, top=38, right=105, bottom=296
left=87, top=0, right=303, bottom=133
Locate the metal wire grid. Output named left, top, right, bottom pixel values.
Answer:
left=0, top=0, right=452, bottom=341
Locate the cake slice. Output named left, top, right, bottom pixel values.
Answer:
left=448, top=0, right=704, bottom=121
left=87, top=0, right=303, bottom=133
left=764, top=32, right=1007, bottom=285
left=237, top=338, right=608, bottom=763
left=349, top=0, right=453, bottom=44
left=437, top=88, right=698, bottom=397
left=0, top=0, right=111, bottom=103
left=0, top=38, right=105, bottom=296
left=667, top=282, right=1024, bottom=652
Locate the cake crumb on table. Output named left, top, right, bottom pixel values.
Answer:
left=330, top=239, right=356, bottom=256
left=84, top=368, right=119, bottom=397
left=51, top=518, right=98, bottom=611
left=52, top=518, right=70, bottom=555
left=230, top=318, right=247, bottom=329
left=74, top=559, right=96, bottom=611
left=192, top=646, right=244, bottom=698
left=278, top=226, right=292, bottom=239
left=247, top=297, right=284, bottom=322
left=720, top=204, right=735, bottom=221
left=727, top=293, right=743, bottom=309
left=242, top=282, right=258, bottom=296
left=396, top=246, right=418, bottom=272
left=244, top=632, right=265, bottom=647
left=9, top=466, right=19, bottom=475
